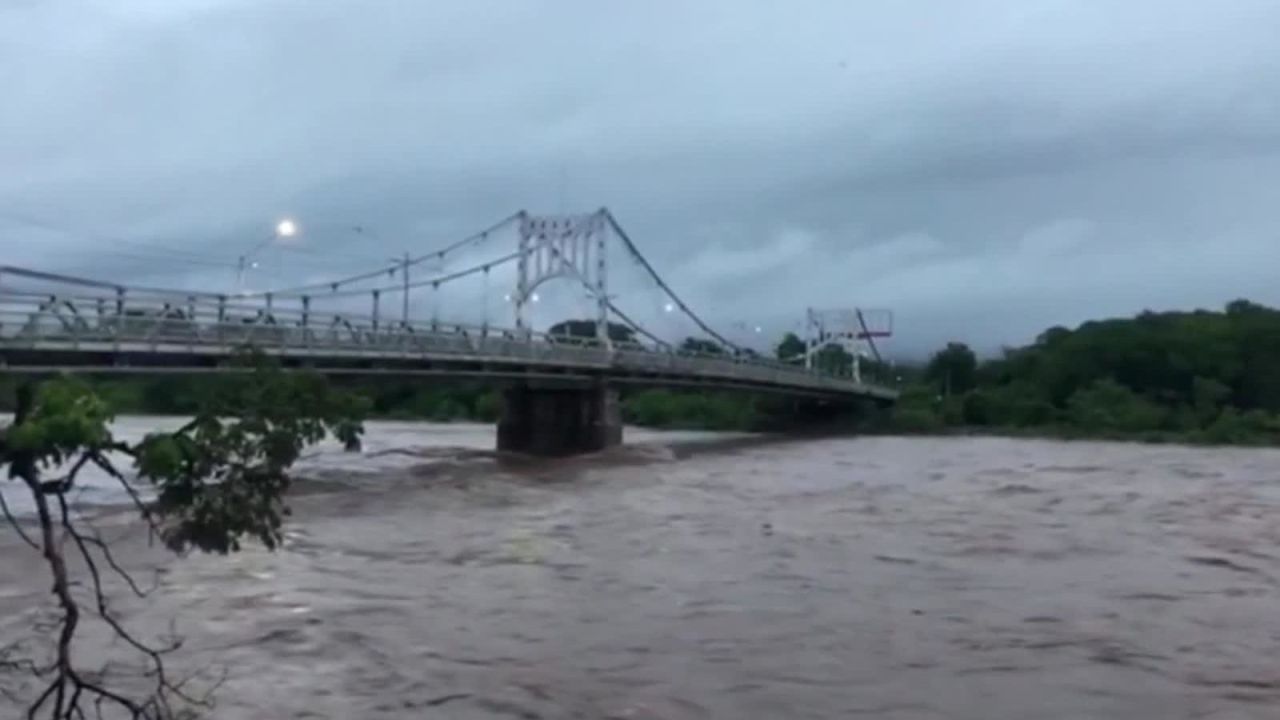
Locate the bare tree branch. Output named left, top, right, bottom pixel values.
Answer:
left=57, top=492, right=215, bottom=717
left=71, top=532, right=158, bottom=599
left=38, top=453, right=95, bottom=496
left=4, top=365, right=366, bottom=718
left=87, top=453, right=163, bottom=548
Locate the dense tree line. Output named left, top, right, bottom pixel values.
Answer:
left=5, top=304, right=1269, bottom=443
left=0, top=319, right=776, bottom=431
left=894, top=299, right=1280, bottom=444
left=0, top=377, right=782, bottom=432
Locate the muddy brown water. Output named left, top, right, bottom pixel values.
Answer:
left=1, top=422, right=1278, bottom=719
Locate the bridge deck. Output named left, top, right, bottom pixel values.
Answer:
left=0, top=291, right=898, bottom=402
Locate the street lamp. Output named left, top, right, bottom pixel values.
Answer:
left=237, top=218, right=299, bottom=293
left=729, top=320, right=765, bottom=353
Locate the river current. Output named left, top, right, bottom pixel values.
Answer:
left=1, top=420, right=1278, bottom=718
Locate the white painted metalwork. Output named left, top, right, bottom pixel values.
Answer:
left=0, top=207, right=899, bottom=401
left=515, top=211, right=610, bottom=345
left=0, top=284, right=894, bottom=400
left=803, top=307, right=894, bottom=382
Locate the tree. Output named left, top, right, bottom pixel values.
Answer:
left=814, top=343, right=854, bottom=376
left=547, top=318, right=636, bottom=344
left=1035, top=326, right=1072, bottom=347
left=775, top=332, right=806, bottom=363
left=622, top=389, right=758, bottom=431
left=680, top=337, right=725, bottom=355
left=961, top=383, right=1056, bottom=427
left=925, top=342, right=977, bottom=396
left=1066, top=378, right=1166, bottom=433
left=0, top=352, right=367, bottom=718
left=1191, top=375, right=1231, bottom=426
left=887, top=299, right=1280, bottom=442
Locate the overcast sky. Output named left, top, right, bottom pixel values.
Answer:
left=4, top=1, right=1280, bottom=357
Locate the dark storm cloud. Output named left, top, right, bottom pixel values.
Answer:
left=3, top=0, right=1280, bottom=356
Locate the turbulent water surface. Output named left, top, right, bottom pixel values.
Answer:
left=1, top=420, right=1279, bottom=719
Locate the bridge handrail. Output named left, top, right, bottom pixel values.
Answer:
left=0, top=289, right=881, bottom=391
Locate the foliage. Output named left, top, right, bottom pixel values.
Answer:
left=889, top=300, right=1280, bottom=445
left=622, top=390, right=759, bottom=431
left=679, top=337, right=726, bottom=355
left=889, top=406, right=946, bottom=434
left=770, top=333, right=871, bottom=379
left=134, top=355, right=368, bottom=554
left=1066, top=379, right=1168, bottom=434
left=1191, top=375, right=1231, bottom=426
left=0, top=351, right=367, bottom=717
left=1197, top=408, right=1280, bottom=445
left=959, top=383, right=1057, bottom=427
left=473, top=390, right=501, bottom=421
left=813, top=343, right=855, bottom=376
left=775, top=332, right=806, bottom=362
left=4, top=378, right=113, bottom=468
left=547, top=318, right=637, bottom=343
left=0, top=375, right=773, bottom=434
left=925, top=342, right=977, bottom=395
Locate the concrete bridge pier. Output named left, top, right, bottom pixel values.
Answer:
left=497, top=383, right=623, bottom=456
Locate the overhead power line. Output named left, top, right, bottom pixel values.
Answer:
left=0, top=210, right=238, bottom=266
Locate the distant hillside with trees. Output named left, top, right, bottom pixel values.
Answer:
left=890, top=299, right=1280, bottom=444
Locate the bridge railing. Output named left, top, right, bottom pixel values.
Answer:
left=0, top=290, right=614, bottom=361
left=0, top=286, right=882, bottom=394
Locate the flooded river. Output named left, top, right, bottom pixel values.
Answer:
left=1, top=421, right=1279, bottom=719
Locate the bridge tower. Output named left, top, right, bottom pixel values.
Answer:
left=501, top=210, right=621, bottom=456
left=803, top=308, right=893, bottom=382
left=514, top=210, right=610, bottom=347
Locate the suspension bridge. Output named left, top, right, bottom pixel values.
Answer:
left=0, top=209, right=897, bottom=455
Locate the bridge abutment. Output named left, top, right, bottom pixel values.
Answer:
left=496, top=384, right=623, bottom=456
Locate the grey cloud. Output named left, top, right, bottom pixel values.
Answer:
left=4, top=0, right=1280, bottom=357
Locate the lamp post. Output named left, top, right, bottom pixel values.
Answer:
left=387, top=251, right=410, bottom=325
left=730, top=320, right=764, bottom=352
left=237, top=219, right=298, bottom=293
left=350, top=225, right=410, bottom=328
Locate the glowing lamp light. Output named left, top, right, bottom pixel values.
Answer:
left=276, top=219, right=298, bottom=238
left=664, top=302, right=675, bottom=313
